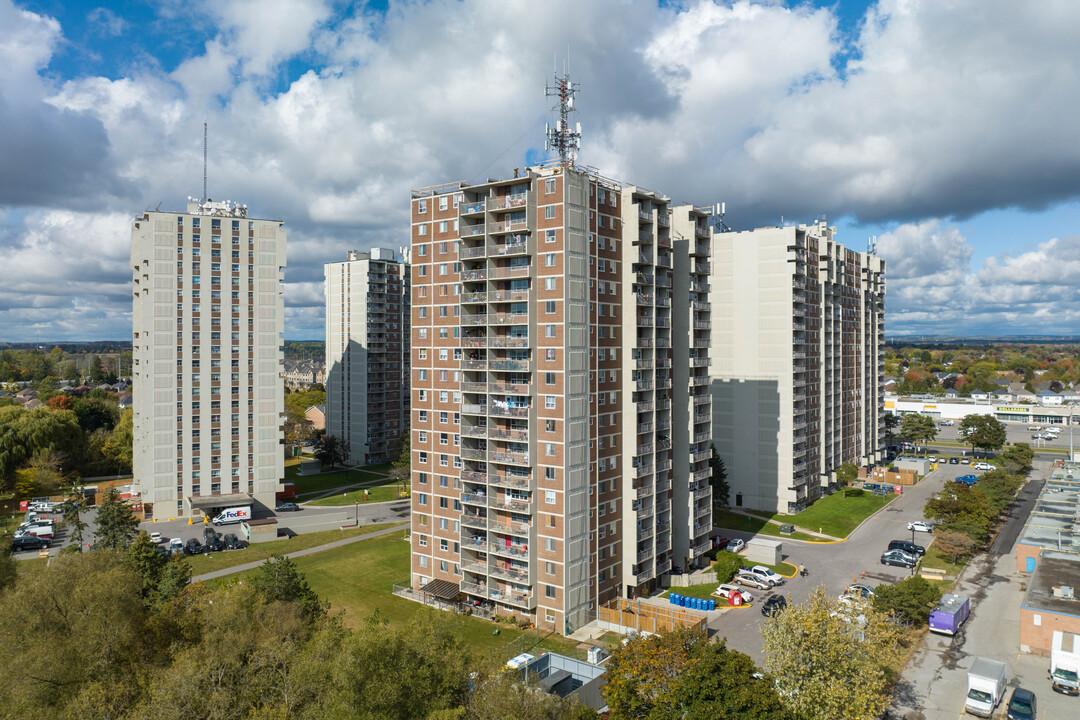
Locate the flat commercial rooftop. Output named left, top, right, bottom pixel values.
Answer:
left=1016, top=466, right=1080, bottom=558
left=1022, top=551, right=1080, bottom=616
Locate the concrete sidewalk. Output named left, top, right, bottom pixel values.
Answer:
left=192, top=522, right=408, bottom=583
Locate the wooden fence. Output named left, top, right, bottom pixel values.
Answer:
left=596, top=598, right=707, bottom=635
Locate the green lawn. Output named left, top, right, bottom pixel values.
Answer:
left=712, top=510, right=818, bottom=541
left=290, top=468, right=389, bottom=495
left=210, top=529, right=582, bottom=660
left=186, top=523, right=403, bottom=574
left=919, top=543, right=968, bottom=578
left=307, top=483, right=406, bottom=506
left=775, top=489, right=895, bottom=538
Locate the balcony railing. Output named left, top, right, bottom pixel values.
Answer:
left=460, top=224, right=485, bottom=237
left=489, top=382, right=530, bottom=395
left=489, top=289, right=530, bottom=303
left=488, top=519, right=530, bottom=536
left=462, top=269, right=488, bottom=282
left=490, top=240, right=528, bottom=256
left=462, top=201, right=486, bottom=215
left=488, top=337, right=529, bottom=348
left=489, top=565, right=530, bottom=583
left=490, top=451, right=529, bottom=466
left=459, top=246, right=487, bottom=259
left=461, top=359, right=487, bottom=369
left=462, top=404, right=487, bottom=415
left=488, top=428, right=529, bottom=442
left=462, top=291, right=487, bottom=303
left=489, top=497, right=532, bottom=514
left=462, top=336, right=487, bottom=348
left=461, top=514, right=488, bottom=530
left=489, top=359, right=529, bottom=371
left=489, top=474, right=530, bottom=489
left=490, top=313, right=529, bottom=325
left=460, top=448, right=487, bottom=461
left=460, top=580, right=489, bottom=596
left=461, top=470, right=487, bottom=483
left=488, top=542, right=529, bottom=559
left=489, top=220, right=528, bottom=234
left=488, top=404, right=529, bottom=418
left=461, top=423, right=488, bottom=438
left=490, top=194, right=528, bottom=210
left=461, top=382, right=487, bottom=393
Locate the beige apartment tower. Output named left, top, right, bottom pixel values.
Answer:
left=408, top=163, right=712, bottom=634
left=709, top=222, right=885, bottom=514
left=324, top=249, right=410, bottom=465
left=131, top=198, right=286, bottom=517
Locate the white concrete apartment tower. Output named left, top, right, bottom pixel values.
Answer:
left=407, top=164, right=711, bottom=634
left=324, top=249, right=410, bottom=465
left=131, top=198, right=286, bottom=518
left=709, top=222, right=885, bottom=514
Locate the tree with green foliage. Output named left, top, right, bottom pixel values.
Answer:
left=883, top=413, right=899, bottom=449
left=0, top=404, right=84, bottom=490
left=89, top=355, right=107, bottom=384
left=604, top=627, right=794, bottom=720
left=61, top=483, right=90, bottom=551
left=0, top=551, right=146, bottom=717
left=465, top=670, right=595, bottom=720
left=933, top=528, right=979, bottom=565
left=1000, top=443, right=1035, bottom=474
left=836, top=462, right=858, bottom=498
left=122, top=531, right=192, bottom=605
left=101, top=408, right=133, bottom=473
left=761, top=587, right=902, bottom=720
left=976, top=470, right=1026, bottom=514
left=713, top=549, right=744, bottom=585
left=314, top=433, right=350, bottom=468
left=0, top=544, right=16, bottom=593
left=249, top=554, right=327, bottom=622
left=959, top=414, right=1007, bottom=456
left=709, top=444, right=730, bottom=507
left=389, top=429, right=411, bottom=495
left=95, top=486, right=140, bottom=551
left=72, top=395, right=120, bottom=434
left=872, top=575, right=942, bottom=625
left=900, top=414, right=938, bottom=454
left=13, top=450, right=66, bottom=500
left=923, top=483, right=994, bottom=544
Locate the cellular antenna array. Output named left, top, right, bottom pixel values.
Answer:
left=203, top=121, right=208, bottom=203
left=545, top=59, right=582, bottom=168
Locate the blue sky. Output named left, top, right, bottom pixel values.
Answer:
left=1, top=0, right=1078, bottom=341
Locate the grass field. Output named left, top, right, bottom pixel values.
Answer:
left=185, top=523, right=403, bottom=574
left=308, top=483, right=406, bottom=506
left=712, top=510, right=819, bottom=541
left=774, top=489, right=895, bottom=538
left=290, top=467, right=389, bottom=496
left=919, top=543, right=968, bottom=578
left=209, top=528, right=583, bottom=660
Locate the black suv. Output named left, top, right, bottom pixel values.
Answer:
left=11, top=535, right=50, bottom=551
left=888, top=540, right=926, bottom=557
left=224, top=533, right=244, bottom=550
left=762, top=595, right=787, bottom=617
left=183, top=538, right=204, bottom=556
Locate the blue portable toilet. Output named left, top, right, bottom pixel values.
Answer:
left=708, top=599, right=716, bottom=611
left=694, top=598, right=702, bottom=610
left=670, top=593, right=678, bottom=605
left=681, top=596, right=689, bottom=608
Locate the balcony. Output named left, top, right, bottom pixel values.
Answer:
left=488, top=220, right=528, bottom=235
left=489, top=359, right=529, bottom=371
left=461, top=359, right=487, bottom=370
left=488, top=427, right=529, bottom=442
left=489, top=474, right=530, bottom=490
left=461, top=470, right=487, bottom=483
left=657, top=212, right=669, bottom=227
left=489, top=289, right=530, bottom=303
left=488, top=518, right=530, bottom=536
left=635, top=569, right=654, bottom=585
left=461, top=201, right=486, bottom=215
left=459, top=245, right=487, bottom=259
left=488, top=542, right=529, bottom=559
left=462, top=291, right=487, bottom=303
left=636, top=315, right=653, bottom=327
left=489, top=496, right=532, bottom=514
left=637, top=422, right=654, bottom=434
left=490, top=194, right=528, bottom=211
left=490, top=312, right=529, bottom=325
left=461, top=513, right=488, bottom=530
left=488, top=337, right=529, bottom=348
left=489, top=382, right=530, bottom=394
left=692, top=468, right=710, bottom=482
left=490, top=451, right=529, bottom=466
left=693, top=540, right=712, bottom=557
left=690, top=450, right=709, bottom=463
left=460, top=448, right=487, bottom=461
left=638, top=208, right=652, bottom=222
left=462, top=403, right=487, bottom=415
left=693, top=431, right=710, bottom=443
left=497, top=588, right=536, bottom=610
left=656, top=558, right=672, bottom=575
left=655, top=476, right=671, bottom=493
left=462, top=315, right=488, bottom=327
left=693, top=485, right=711, bottom=501
left=460, top=558, right=489, bottom=575
left=636, top=443, right=654, bottom=456
left=656, top=255, right=672, bottom=268
left=488, top=404, right=529, bottom=418
left=693, top=395, right=711, bottom=406
left=460, top=224, right=485, bottom=237
left=489, top=564, right=530, bottom=583
left=461, top=336, right=487, bottom=348
left=460, top=580, right=488, bottom=597
left=490, top=240, right=528, bottom=257
left=635, top=379, right=652, bottom=391
left=635, top=293, right=653, bottom=305
left=637, top=547, right=654, bottom=564
left=636, top=400, right=654, bottom=412
left=462, top=269, right=488, bottom=282
left=693, top=320, right=711, bottom=330
left=461, top=382, right=487, bottom=393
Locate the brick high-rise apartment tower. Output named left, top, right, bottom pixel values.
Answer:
left=408, top=164, right=712, bottom=633
left=324, top=249, right=410, bottom=465
left=131, top=198, right=286, bottom=517
left=708, top=222, right=885, bottom=514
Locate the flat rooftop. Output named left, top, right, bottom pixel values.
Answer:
left=1016, top=465, right=1080, bottom=557
left=1022, top=551, right=1080, bottom=616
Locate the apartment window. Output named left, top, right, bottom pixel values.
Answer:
left=417, top=493, right=428, bottom=506
left=545, top=229, right=556, bottom=243
left=439, top=497, right=448, bottom=509
left=545, top=561, right=556, bottom=576
left=546, top=325, right=556, bottom=338
left=418, top=390, right=427, bottom=401
left=546, top=349, right=555, bottom=361
left=545, top=468, right=556, bottom=483
left=418, top=431, right=428, bottom=443
left=439, top=560, right=448, bottom=572
left=545, top=538, right=556, bottom=552
left=439, top=306, right=448, bottom=317
left=545, top=178, right=556, bottom=194
left=438, top=517, right=448, bottom=530
left=418, top=307, right=427, bottom=318
left=439, top=391, right=448, bottom=403
left=545, top=253, right=556, bottom=267
left=545, top=372, right=555, bottom=385
left=453, top=193, right=461, bottom=207
left=545, top=277, right=556, bottom=290
left=439, top=349, right=448, bottom=360
left=417, top=245, right=427, bottom=256
left=546, top=419, right=555, bottom=432
left=545, top=396, right=556, bottom=409
left=418, top=556, right=428, bottom=567
left=418, top=534, right=428, bottom=547
left=545, top=585, right=556, bottom=599
left=599, top=504, right=606, bottom=517
left=598, top=215, right=606, bottom=228
left=418, top=199, right=427, bottom=213
left=439, top=196, right=448, bottom=211
left=418, top=411, right=428, bottom=422
left=418, top=266, right=426, bottom=276
left=544, top=206, right=556, bottom=220
left=418, top=369, right=427, bottom=381
left=439, top=411, right=448, bottom=423
left=439, top=475, right=448, bottom=487
left=418, top=223, right=427, bottom=236
left=418, top=472, right=428, bottom=485
left=545, top=490, right=556, bottom=505
left=438, top=221, right=447, bottom=233
left=439, top=432, right=448, bottom=445
left=439, top=263, right=447, bottom=276
left=545, top=300, right=556, bottom=314
left=418, top=349, right=427, bottom=360
left=439, top=454, right=448, bottom=466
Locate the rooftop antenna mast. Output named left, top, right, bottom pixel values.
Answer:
left=868, top=234, right=878, bottom=256
left=203, top=121, right=208, bottom=202
left=545, top=55, right=582, bottom=168
left=713, top=202, right=731, bottom=233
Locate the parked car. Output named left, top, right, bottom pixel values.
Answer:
left=169, top=538, right=184, bottom=556
left=734, top=571, right=772, bottom=591
left=974, top=462, right=995, bottom=471
left=960, top=457, right=971, bottom=464
left=841, top=583, right=875, bottom=601
left=712, top=535, right=730, bottom=550
left=743, top=565, right=785, bottom=587
left=888, top=539, right=926, bottom=557
left=761, top=594, right=788, bottom=617
left=11, top=535, right=50, bottom=552
left=908, top=520, right=935, bottom=533
left=727, top=538, right=746, bottom=553
left=276, top=502, right=299, bottom=512
left=149, top=531, right=164, bottom=543
left=224, top=533, right=245, bottom=550
left=881, top=549, right=919, bottom=568
left=205, top=535, right=225, bottom=552
left=927, top=456, right=938, bottom=463
left=183, top=538, right=204, bottom=556
left=713, top=584, right=754, bottom=604
left=1005, top=687, right=1036, bottom=720
left=949, top=456, right=960, bottom=464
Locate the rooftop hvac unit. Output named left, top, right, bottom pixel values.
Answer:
left=1064, top=586, right=1076, bottom=599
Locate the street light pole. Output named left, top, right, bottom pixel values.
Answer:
left=354, top=500, right=359, bottom=527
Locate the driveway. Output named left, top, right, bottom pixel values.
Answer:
left=706, top=462, right=967, bottom=664
left=888, top=459, right=1072, bottom=719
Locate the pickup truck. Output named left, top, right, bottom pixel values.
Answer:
left=954, top=475, right=979, bottom=487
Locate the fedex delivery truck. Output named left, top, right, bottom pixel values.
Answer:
left=929, top=593, right=970, bottom=635
left=211, top=506, right=252, bottom=526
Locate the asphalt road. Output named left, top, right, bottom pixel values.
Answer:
left=919, top=421, right=1077, bottom=456
left=707, top=462, right=970, bottom=664
left=888, top=459, right=1075, bottom=720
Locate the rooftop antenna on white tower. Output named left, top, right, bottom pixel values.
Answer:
left=868, top=235, right=878, bottom=256
left=545, top=52, right=582, bottom=168
left=203, top=121, right=208, bottom=203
